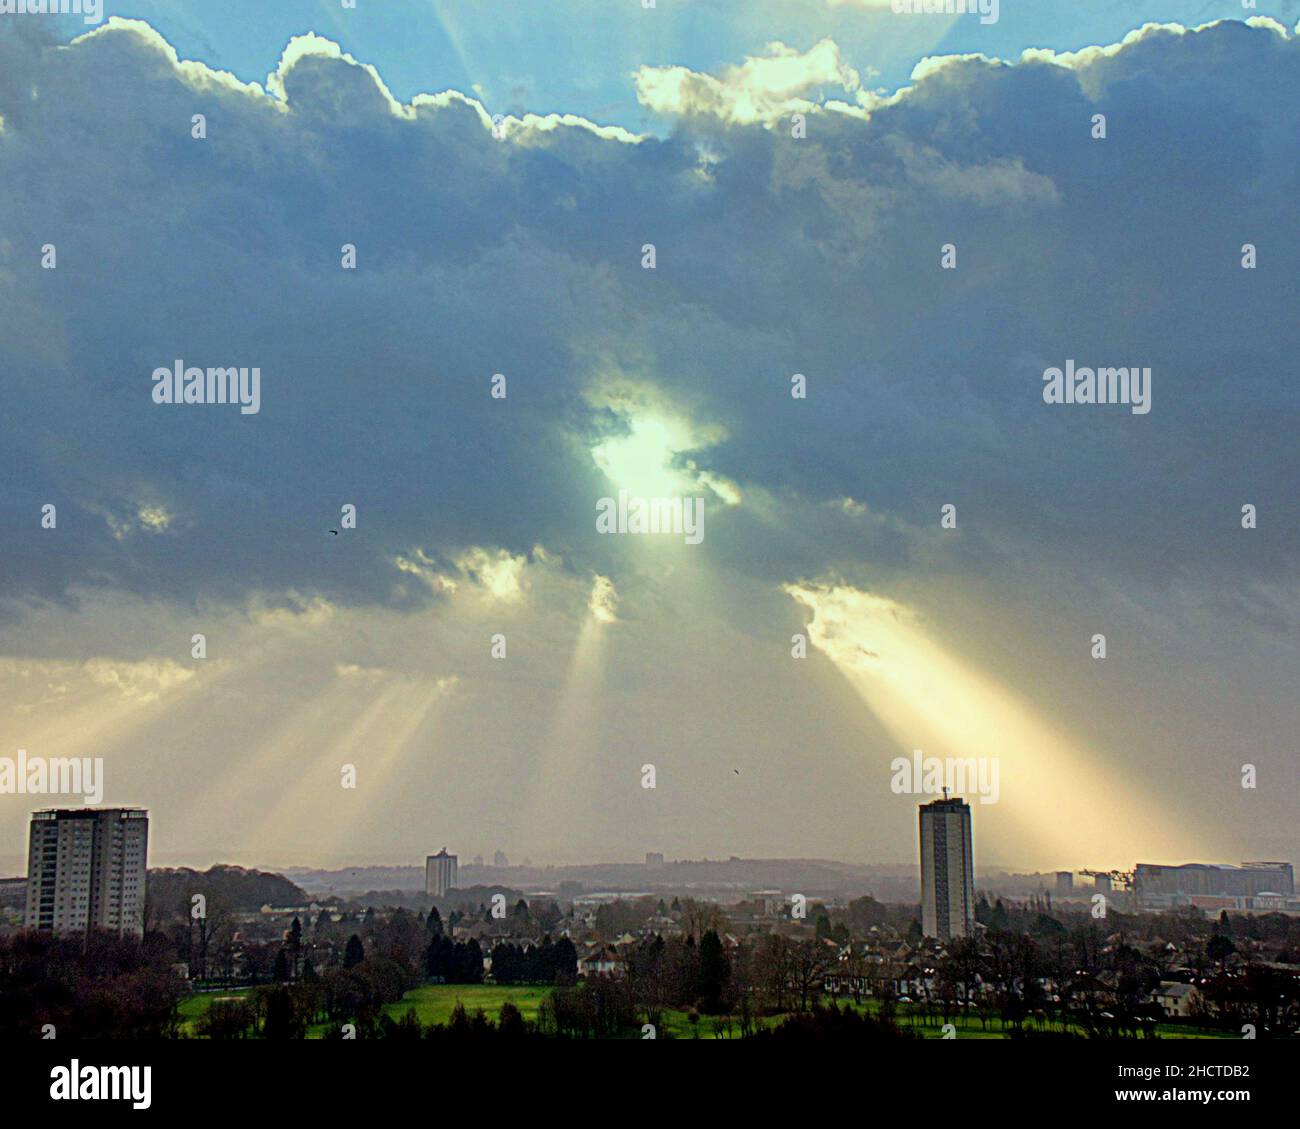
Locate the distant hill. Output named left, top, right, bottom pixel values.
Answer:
left=147, top=864, right=309, bottom=916
left=285, top=866, right=425, bottom=895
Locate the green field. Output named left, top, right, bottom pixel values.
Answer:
left=855, top=998, right=1233, bottom=1040
left=176, top=983, right=1237, bottom=1040
left=651, top=999, right=1234, bottom=1040
left=380, top=983, right=551, bottom=1027
left=177, top=988, right=254, bottom=1036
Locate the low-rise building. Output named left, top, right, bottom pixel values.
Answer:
left=1153, top=981, right=1201, bottom=1018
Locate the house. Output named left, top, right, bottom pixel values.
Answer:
left=1153, top=981, right=1201, bottom=1018
left=577, top=945, right=625, bottom=978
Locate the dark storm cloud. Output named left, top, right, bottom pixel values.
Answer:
left=0, top=17, right=1295, bottom=623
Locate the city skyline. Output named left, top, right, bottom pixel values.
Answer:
left=9, top=795, right=1296, bottom=907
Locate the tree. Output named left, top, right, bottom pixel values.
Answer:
left=260, top=984, right=306, bottom=1039
left=680, top=898, right=728, bottom=941
left=752, top=1002, right=916, bottom=1041
left=626, top=936, right=671, bottom=1027
left=698, top=930, right=732, bottom=1014
left=552, top=937, right=578, bottom=985
left=498, top=1001, right=527, bottom=1038
left=846, top=895, right=888, bottom=933
left=1207, top=934, right=1235, bottom=968
left=990, top=899, right=1011, bottom=932
left=730, top=944, right=760, bottom=1036
left=755, top=934, right=795, bottom=1012
left=944, top=936, right=983, bottom=1007
left=788, top=940, right=830, bottom=1011
left=426, top=905, right=444, bottom=937
left=344, top=934, right=365, bottom=969
left=198, top=996, right=253, bottom=1039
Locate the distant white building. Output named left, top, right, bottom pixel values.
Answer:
left=25, top=808, right=149, bottom=937
left=425, top=849, right=458, bottom=897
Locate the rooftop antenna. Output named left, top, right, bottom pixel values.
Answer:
left=942, top=787, right=950, bottom=801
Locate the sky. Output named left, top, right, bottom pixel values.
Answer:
left=0, top=1, right=1296, bottom=876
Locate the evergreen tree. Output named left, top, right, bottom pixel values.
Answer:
left=498, top=1001, right=526, bottom=1038
left=1207, top=934, right=1235, bottom=966
left=698, top=929, right=731, bottom=1014
left=990, top=899, right=1011, bottom=931
left=553, top=937, right=578, bottom=985
left=426, top=905, right=444, bottom=937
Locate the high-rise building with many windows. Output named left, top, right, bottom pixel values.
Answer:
left=425, top=848, right=458, bottom=897
left=24, top=808, right=149, bottom=937
left=919, top=795, right=974, bottom=941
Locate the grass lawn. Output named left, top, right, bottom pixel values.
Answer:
left=177, top=988, right=254, bottom=1036
left=177, top=983, right=1239, bottom=1040
left=855, top=998, right=1233, bottom=1039
left=659, top=997, right=1236, bottom=1040
left=380, top=983, right=551, bottom=1028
